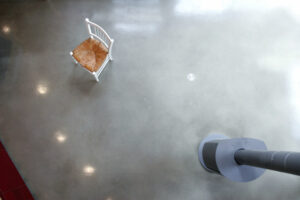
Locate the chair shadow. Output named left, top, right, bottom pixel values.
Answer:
left=68, top=62, right=112, bottom=95
left=0, top=36, right=12, bottom=82
left=68, top=64, right=97, bottom=95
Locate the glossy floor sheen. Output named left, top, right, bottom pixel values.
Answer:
left=1, top=0, right=300, bottom=199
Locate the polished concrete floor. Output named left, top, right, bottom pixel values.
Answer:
left=1, top=0, right=300, bottom=199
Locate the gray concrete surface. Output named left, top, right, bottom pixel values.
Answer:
left=0, top=0, right=300, bottom=199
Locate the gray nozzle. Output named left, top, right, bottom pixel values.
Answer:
left=199, top=135, right=267, bottom=182
left=198, top=134, right=300, bottom=182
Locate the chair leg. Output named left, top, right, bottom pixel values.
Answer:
left=69, top=51, right=78, bottom=64
left=109, top=39, right=114, bottom=61
left=93, top=72, right=99, bottom=82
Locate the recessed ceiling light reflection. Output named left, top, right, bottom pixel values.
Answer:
left=2, top=25, right=10, bottom=34
left=55, top=131, right=67, bottom=143
left=36, top=83, right=48, bottom=95
left=106, top=197, right=113, bottom=200
left=83, top=165, right=95, bottom=176
left=187, top=73, right=196, bottom=81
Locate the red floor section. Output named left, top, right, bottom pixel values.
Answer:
left=0, top=141, right=34, bottom=200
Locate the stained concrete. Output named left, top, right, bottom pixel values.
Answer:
left=0, top=0, right=300, bottom=199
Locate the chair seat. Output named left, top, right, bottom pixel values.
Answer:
left=72, top=38, right=108, bottom=72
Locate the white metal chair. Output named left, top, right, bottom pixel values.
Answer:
left=70, top=18, right=114, bottom=82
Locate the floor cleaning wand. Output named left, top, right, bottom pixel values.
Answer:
left=198, top=134, right=300, bottom=182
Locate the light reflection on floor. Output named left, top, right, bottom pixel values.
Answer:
left=2, top=25, right=10, bottom=34
left=55, top=131, right=67, bottom=143
left=83, top=165, right=95, bottom=176
left=36, top=82, right=48, bottom=95
left=187, top=73, right=196, bottom=82
left=175, top=0, right=232, bottom=15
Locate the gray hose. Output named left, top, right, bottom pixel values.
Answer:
left=234, top=150, right=300, bottom=176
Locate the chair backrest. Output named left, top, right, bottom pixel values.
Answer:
left=85, top=18, right=112, bottom=49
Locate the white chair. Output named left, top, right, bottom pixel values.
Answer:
left=70, top=18, right=114, bottom=82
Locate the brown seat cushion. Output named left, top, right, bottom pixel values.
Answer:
left=72, top=38, right=108, bottom=72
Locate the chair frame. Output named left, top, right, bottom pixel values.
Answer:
left=70, top=18, right=114, bottom=82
